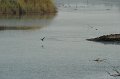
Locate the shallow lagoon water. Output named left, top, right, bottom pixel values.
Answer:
left=0, top=0, right=120, bottom=79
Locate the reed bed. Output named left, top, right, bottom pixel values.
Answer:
left=0, top=0, right=57, bottom=15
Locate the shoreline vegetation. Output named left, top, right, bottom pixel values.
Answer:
left=0, top=0, right=57, bottom=15
left=87, top=34, right=120, bottom=42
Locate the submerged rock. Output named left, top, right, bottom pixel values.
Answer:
left=87, top=34, right=120, bottom=42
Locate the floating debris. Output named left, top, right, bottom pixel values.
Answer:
left=93, top=58, right=107, bottom=63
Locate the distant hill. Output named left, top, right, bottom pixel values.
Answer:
left=0, top=0, right=57, bottom=15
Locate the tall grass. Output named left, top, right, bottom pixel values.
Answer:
left=0, top=0, right=57, bottom=15
left=0, top=0, right=23, bottom=15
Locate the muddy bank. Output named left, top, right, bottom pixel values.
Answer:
left=0, top=26, right=42, bottom=30
left=87, top=34, right=120, bottom=42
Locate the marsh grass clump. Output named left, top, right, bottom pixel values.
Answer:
left=0, top=0, right=57, bottom=15
left=18, top=0, right=57, bottom=14
left=0, top=0, right=23, bottom=15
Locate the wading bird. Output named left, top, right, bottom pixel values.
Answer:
left=41, top=37, right=45, bottom=41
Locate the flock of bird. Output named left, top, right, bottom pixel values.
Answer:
left=56, top=1, right=80, bottom=11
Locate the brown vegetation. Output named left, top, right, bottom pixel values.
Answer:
left=0, top=0, right=57, bottom=15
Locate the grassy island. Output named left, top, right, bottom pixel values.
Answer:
left=0, top=0, right=57, bottom=15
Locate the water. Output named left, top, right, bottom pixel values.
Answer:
left=0, top=0, right=120, bottom=79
